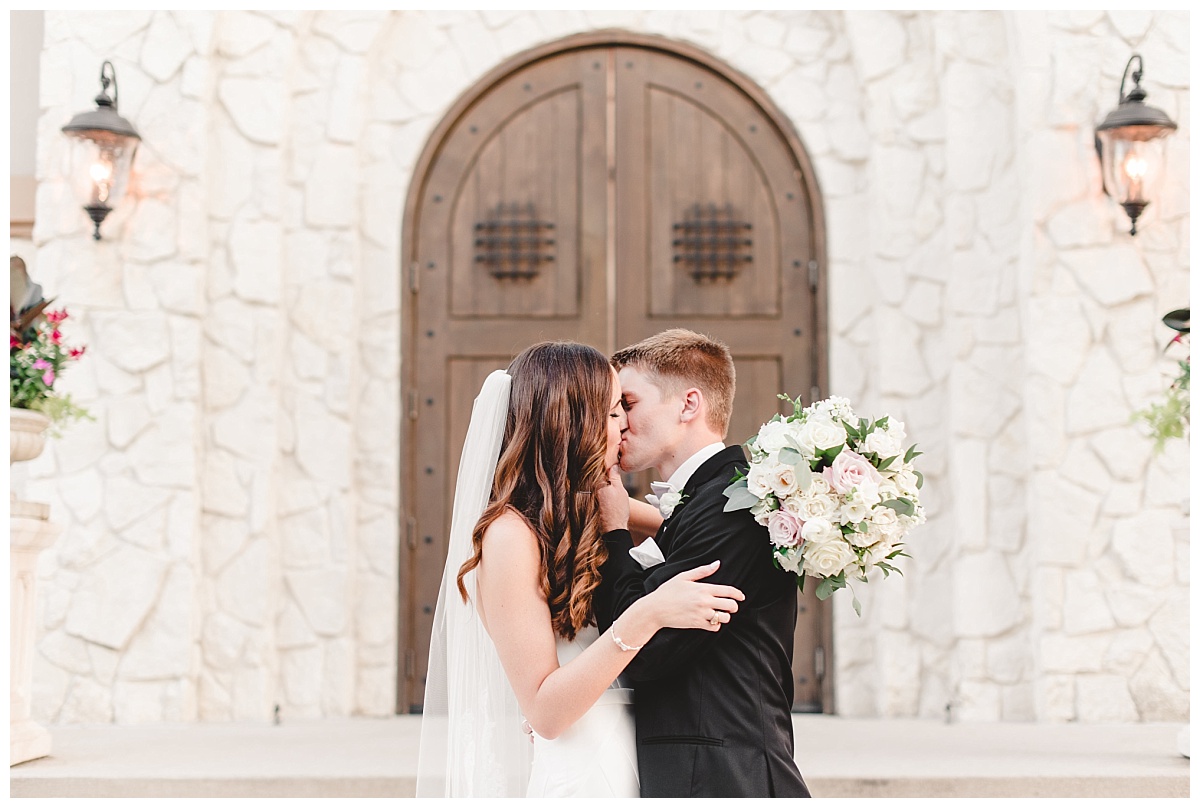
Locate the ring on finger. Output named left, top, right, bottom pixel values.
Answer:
left=709, top=610, right=721, bottom=626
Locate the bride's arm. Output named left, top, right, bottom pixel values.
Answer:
left=628, top=499, right=663, bottom=543
left=476, top=512, right=739, bottom=740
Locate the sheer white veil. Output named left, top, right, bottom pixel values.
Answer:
left=415, top=369, right=532, bottom=796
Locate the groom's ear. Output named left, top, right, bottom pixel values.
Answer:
left=678, top=387, right=704, bottom=424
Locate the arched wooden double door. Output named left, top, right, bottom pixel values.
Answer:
left=400, top=33, right=830, bottom=714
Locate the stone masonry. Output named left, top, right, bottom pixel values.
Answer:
left=22, top=10, right=1189, bottom=724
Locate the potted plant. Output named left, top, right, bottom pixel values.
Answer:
left=1133, top=308, right=1190, bottom=453
left=9, top=256, right=91, bottom=461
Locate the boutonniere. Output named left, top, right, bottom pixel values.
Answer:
left=658, top=491, right=688, bottom=518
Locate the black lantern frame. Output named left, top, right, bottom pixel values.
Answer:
left=1094, top=54, right=1177, bottom=236
left=61, top=61, right=141, bottom=240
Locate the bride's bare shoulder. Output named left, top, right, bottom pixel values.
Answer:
left=481, top=507, right=539, bottom=564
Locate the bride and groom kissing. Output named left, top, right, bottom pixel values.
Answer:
left=416, top=329, right=811, bottom=798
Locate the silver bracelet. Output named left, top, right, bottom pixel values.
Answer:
left=609, top=624, right=644, bottom=652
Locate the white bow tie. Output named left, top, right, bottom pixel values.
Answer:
left=645, top=481, right=682, bottom=518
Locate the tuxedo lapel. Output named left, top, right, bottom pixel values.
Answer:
left=654, top=445, right=748, bottom=555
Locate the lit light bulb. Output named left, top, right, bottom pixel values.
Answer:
left=89, top=158, right=114, bottom=203
left=1122, top=152, right=1147, bottom=202
left=1123, top=154, right=1148, bottom=179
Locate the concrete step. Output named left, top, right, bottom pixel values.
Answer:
left=10, top=716, right=1190, bottom=798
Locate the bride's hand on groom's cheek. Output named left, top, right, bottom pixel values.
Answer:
left=596, top=464, right=630, bottom=532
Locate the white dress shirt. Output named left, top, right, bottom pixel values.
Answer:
left=631, top=442, right=726, bottom=569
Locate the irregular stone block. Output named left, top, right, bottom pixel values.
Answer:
left=1035, top=674, right=1075, bottom=721
left=59, top=677, right=115, bottom=724
left=952, top=551, right=1021, bottom=637
left=1062, top=570, right=1116, bottom=635
left=215, top=539, right=270, bottom=626
left=286, top=567, right=349, bottom=636
left=65, top=544, right=168, bottom=650
left=1148, top=590, right=1188, bottom=689
left=218, top=76, right=286, bottom=145
left=1129, top=647, right=1190, bottom=721
left=1076, top=674, right=1139, bottom=722
left=1110, top=510, right=1175, bottom=587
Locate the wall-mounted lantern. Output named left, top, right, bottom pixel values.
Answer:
left=1094, top=54, right=1177, bottom=236
left=61, top=61, right=140, bottom=240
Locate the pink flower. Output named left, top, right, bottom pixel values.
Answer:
left=33, top=359, right=51, bottom=369
left=10, top=334, right=21, bottom=349
left=42, top=370, right=55, bottom=386
left=69, top=347, right=86, bottom=359
left=45, top=310, right=68, bottom=324
left=767, top=509, right=805, bottom=549
left=822, top=448, right=883, bottom=496
left=51, top=329, right=63, bottom=344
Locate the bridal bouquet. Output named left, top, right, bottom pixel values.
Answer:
left=723, top=394, right=924, bottom=615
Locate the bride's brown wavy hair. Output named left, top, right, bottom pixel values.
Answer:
left=456, top=341, right=613, bottom=640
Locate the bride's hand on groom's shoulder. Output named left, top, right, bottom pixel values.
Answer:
left=596, top=464, right=630, bottom=533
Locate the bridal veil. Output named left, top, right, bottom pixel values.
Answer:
left=415, top=369, right=532, bottom=796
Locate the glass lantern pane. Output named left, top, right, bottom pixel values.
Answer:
left=1098, top=131, right=1166, bottom=207
left=65, top=133, right=137, bottom=210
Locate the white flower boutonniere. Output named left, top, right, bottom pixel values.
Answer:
left=658, top=490, right=685, bottom=518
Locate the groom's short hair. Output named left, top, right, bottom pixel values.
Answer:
left=611, top=329, right=735, bottom=436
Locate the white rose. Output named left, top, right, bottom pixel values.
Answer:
left=796, top=492, right=837, bottom=521
left=769, top=463, right=799, bottom=498
left=801, top=536, right=856, bottom=578
left=806, top=475, right=833, bottom=497
left=807, top=418, right=847, bottom=452
left=756, top=419, right=792, bottom=454
left=800, top=516, right=839, bottom=545
left=746, top=460, right=779, bottom=498
left=871, top=506, right=900, bottom=537
left=860, top=428, right=901, bottom=459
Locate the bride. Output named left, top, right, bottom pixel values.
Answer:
left=415, top=341, right=744, bottom=797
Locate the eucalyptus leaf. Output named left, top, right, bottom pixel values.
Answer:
left=778, top=446, right=802, bottom=466
left=815, top=577, right=834, bottom=600
left=723, top=486, right=760, bottom=512
left=881, top=498, right=915, bottom=517
left=851, top=593, right=862, bottom=617
left=904, top=445, right=923, bottom=463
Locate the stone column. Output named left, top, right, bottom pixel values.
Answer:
left=10, top=409, right=60, bottom=766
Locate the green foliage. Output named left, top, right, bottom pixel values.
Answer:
left=1133, top=346, right=1189, bottom=454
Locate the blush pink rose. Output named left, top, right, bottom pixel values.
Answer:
left=767, top=508, right=805, bottom=548
left=822, top=449, right=883, bottom=496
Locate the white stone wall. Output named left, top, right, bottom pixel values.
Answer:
left=24, top=10, right=1188, bottom=725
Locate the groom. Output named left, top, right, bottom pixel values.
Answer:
left=594, top=329, right=811, bottom=798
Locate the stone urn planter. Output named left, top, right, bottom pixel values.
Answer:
left=10, top=407, right=51, bottom=463
left=9, top=406, right=60, bottom=766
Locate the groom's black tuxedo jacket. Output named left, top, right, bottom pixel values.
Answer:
left=595, top=445, right=810, bottom=798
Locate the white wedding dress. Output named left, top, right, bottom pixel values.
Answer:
left=526, top=625, right=640, bottom=797
left=416, top=370, right=640, bottom=798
